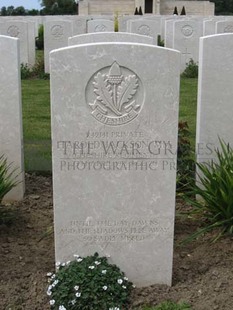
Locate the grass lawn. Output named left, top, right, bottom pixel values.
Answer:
left=22, top=77, right=198, bottom=172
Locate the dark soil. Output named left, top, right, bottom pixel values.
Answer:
left=0, top=174, right=233, bottom=310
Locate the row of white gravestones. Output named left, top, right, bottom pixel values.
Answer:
left=0, top=21, right=35, bottom=66
left=196, top=33, right=233, bottom=165
left=50, top=41, right=180, bottom=287
left=0, top=36, right=24, bottom=201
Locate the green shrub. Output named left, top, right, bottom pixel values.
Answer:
left=114, top=12, right=119, bottom=32
left=36, top=24, right=44, bottom=50
left=47, top=252, right=133, bottom=310
left=21, top=57, right=49, bottom=80
left=181, top=59, right=198, bottom=78
left=185, top=139, right=233, bottom=241
left=21, top=63, right=32, bottom=79
left=176, top=121, right=195, bottom=194
left=0, top=155, right=19, bottom=203
left=31, top=58, right=50, bottom=80
left=0, top=155, right=19, bottom=225
left=157, top=35, right=164, bottom=47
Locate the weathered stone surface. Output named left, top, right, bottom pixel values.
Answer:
left=196, top=33, right=233, bottom=165
left=50, top=42, right=180, bottom=287
left=0, top=36, right=24, bottom=201
left=68, top=32, right=154, bottom=46
left=216, top=21, right=233, bottom=34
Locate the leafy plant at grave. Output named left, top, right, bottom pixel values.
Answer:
left=157, top=35, right=164, bottom=47
left=184, top=139, right=233, bottom=242
left=0, top=155, right=19, bottom=225
left=141, top=301, right=192, bottom=310
left=176, top=121, right=195, bottom=194
left=36, top=25, right=44, bottom=50
left=114, top=12, right=119, bottom=32
left=47, top=252, right=134, bottom=310
left=21, top=63, right=32, bottom=79
left=31, top=57, right=50, bottom=80
left=21, top=58, right=49, bottom=80
left=181, top=59, right=198, bottom=78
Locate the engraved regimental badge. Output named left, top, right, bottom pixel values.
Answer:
left=86, top=62, right=144, bottom=126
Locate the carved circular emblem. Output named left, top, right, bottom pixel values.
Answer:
left=224, top=25, right=233, bottom=33
left=86, top=62, right=144, bottom=126
left=137, top=25, right=151, bottom=36
left=7, top=25, right=20, bottom=37
left=181, top=25, right=193, bottom=37
left=95, top=24, right=107, bottom=32
left=51, top=25, right=64, bottom=39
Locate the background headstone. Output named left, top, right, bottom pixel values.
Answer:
left=196, top=33, right=233, bottom=165
left=44, top=20, right=73, bottom=73
left=173, top=19, right=203, bottom=72
left=0, top=21, right=29, bottom=65
left=127, top=19, right=160, bottom=44
left=50, top=42, right=180, bottom=287
left=0, top=35, right=25, bottom=201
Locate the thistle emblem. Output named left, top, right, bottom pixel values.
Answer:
left=87, top=62, right=142, bottom=126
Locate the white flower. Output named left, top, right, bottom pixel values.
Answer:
left=88, top=265, right=95, bottom=269
left=117, top=279, right=123, bottom=285
left=47, top=272, right=52, bottom=277
left=74, top=285, right=79, bottom=291
left=132, top=285, right=136, bottom=288
left=73, top=254, right=80, bottom=258
left=48, top=285, right=53, bottom=291
left=66, top=261, right=71, bottom=265
left=49, top=299, right=55, bottom=305
left=123, top=277, right=128, bottom=281
left=47, top=290, right=52, bottom=296
left=103, top=285, right=108, bottom=290
left=77, top=258, right=83, bottom=262
left=52, top=280, right=59, bottom=287
left=109, top=308, right=120, bottom=310
left=56, top=262, right=61, bottom=267
left=59, top=306, right=66, bottom=310
left=51, top=274, right=56, bottom=279
left=95, top=261, right=101, bottom=265
left=71, top=299, right=76, bottom=305
left=61, top=263, right=66, bottom=267
left=122, top=285, right=126, bottom=289
left=75, top=292, right=81, bottom=297
left=102, top=270, right=107, bottom=274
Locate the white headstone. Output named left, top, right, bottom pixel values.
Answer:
left=196, top=33, right=233, bottom=165
left=173, top=19, right=203, bottom=72
left=50, top=42, right=180, bottom=287
left=28, top=21, right=36, bottom=67
left=87, top=19, right=114, bottom=33
left=0, top=21, right=29, bottom=64
left=68, top=32, right=154, bottom=46
left=0, top=36, right=24, bottom=201
left=127, top=19, right=160, bottom=44
left=44, top=20, right=73, bottom=73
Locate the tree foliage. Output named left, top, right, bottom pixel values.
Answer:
left=210, top=0, right=233, bottom=15
left=40, top=0, right=77, bottom=15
